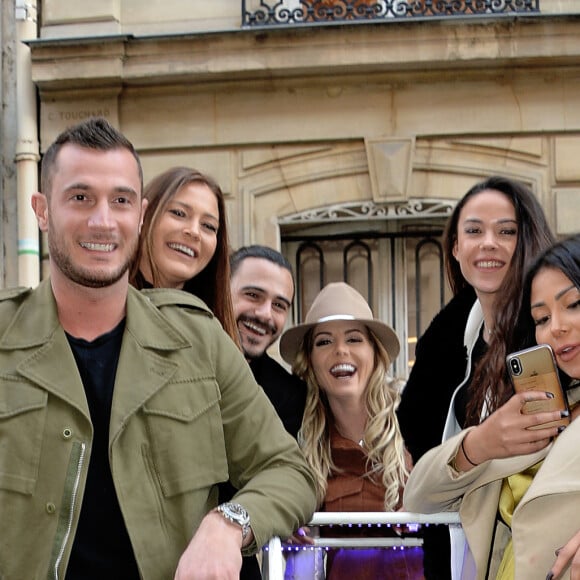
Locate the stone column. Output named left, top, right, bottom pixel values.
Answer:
left=0, top=0, right=19, bottom=287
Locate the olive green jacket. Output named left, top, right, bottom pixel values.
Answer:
left=0, top=279, right=316, bottom=579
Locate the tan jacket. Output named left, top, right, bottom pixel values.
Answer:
left=0, top=280, right=316, bottom=579
left=404, top=421, right=580, bottom=579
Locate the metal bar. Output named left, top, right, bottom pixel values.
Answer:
left=309, top=510, right=461, bottom=525
left=264, top=511, right=462, bottom=579
left=264, top=536, right=283, bottom=579
left=282, top=229, right=443, bottom=242
left=297, top=537, right=423, bottom=548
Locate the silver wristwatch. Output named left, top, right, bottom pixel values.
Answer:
left=216, top=502, right=251, bottom=541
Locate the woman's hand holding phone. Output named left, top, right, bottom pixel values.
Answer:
left=462, top=392, right=565, bottom=467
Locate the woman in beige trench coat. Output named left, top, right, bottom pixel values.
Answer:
left=404, top=234, right=580, bottom=580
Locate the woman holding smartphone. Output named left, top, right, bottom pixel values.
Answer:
left=404, top=234, right=580, bottom=580
left=399, top=176, right=555, bottom=458
left=523, top=234, right=580, bottom=579
left=397, top=175, right=554, bottom=578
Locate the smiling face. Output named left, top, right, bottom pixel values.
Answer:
left=531, top=266, right=580, bottom=380
left=140, top=182, right=219, bottom=289
left=32, top=143, right=145, bottom=289
left=231, top=257, right=294, bottom=360
left=452, top=189, right=518, bottom=300
left=310, top=320, right=375, bottom=405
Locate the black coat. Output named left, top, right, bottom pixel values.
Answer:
left=249, top=352, right=307, bottom=439
left=397, top=287, right=476, bottom=464
left=397, top=287, right=476, bottom=580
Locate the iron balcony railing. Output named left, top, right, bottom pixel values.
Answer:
left=242, top=0, right=540, bottom=27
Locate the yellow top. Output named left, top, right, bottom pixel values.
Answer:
left=495, top=461, right=543, bottom=579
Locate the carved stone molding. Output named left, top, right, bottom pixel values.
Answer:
left=365, top=136, right=415, bottom=202
left=278, top=198, right=454, bottom=224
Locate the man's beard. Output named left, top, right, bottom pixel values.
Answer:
left=48, top=234, right=137, bottom=289
left=238, top=315, right=278, bottom=359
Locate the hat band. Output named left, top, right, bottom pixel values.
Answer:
left=316, top=314, right=356, bottom=323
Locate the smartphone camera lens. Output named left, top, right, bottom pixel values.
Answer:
left=510, top=357, right=522, bottom=376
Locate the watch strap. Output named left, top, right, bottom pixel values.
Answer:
left=216, top=502, right=251, bottom=542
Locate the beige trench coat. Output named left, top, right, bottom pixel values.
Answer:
left=404, top=421, right=580, bottom=579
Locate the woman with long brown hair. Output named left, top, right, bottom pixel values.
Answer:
left=398, top=175, right=555, bottom=577
left=130, top=166, right=239, bottom=344
left=405, top=234, right=580, bottom=580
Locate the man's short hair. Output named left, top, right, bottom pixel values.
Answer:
left=230, top=245, right=293, bottom=278
left=41, top=116, right=143, bottom=195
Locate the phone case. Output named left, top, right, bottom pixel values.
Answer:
left=506, top=344, right=570, bottom=430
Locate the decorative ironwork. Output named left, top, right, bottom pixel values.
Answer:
left=242, top=0, right=540, bottom=27
left=344, top=240, right=373, bottom=303
left=278, top=199, right=455, bottom=224
left=295, top=242, right=324, bottom=320
left=414, top=237, right=444, bottom=337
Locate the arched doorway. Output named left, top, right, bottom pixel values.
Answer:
left=279, top=198, right=454, bottom=377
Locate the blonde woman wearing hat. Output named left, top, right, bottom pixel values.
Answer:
left=280, top=282, right=422, bottom=580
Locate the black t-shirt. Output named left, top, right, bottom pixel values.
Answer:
left=65, top=319, right=140, bottom=580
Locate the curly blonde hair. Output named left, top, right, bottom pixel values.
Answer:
left=293, top=327, right=409, bottom=510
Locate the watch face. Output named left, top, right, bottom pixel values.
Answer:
left=223, top=502, right=250, bottom=525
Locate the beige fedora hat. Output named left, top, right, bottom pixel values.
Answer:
left=280, top=282, right=400, bottom=366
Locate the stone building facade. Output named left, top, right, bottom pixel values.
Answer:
left=25, top=0, right=580, bottom=374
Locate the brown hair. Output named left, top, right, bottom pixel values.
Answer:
left=41, top=117, right=143, bottom=195
left=448, top=176, right=556, bottom=425
left=130, top=166, right=239, bottom=346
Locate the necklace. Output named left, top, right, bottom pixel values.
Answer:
left=335, top=424, right=365, bottom=447
left=484, top=324, right=493, bottom=339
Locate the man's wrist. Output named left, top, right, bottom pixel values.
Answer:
left=215, top=502, right=251, bottom=544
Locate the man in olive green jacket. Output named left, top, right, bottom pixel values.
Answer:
left=0, top=117, right=316, bottom=579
